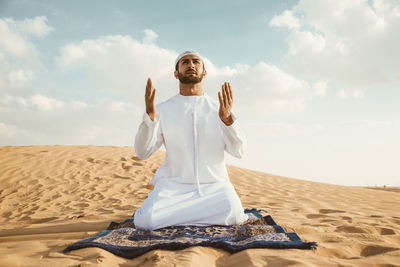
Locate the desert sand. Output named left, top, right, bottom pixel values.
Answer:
left=0, top=145, right=399, bottom=267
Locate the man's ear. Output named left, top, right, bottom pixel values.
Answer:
left=174, top=70, right=178, bottom=79
left=202, top=69, right=207, bottom=78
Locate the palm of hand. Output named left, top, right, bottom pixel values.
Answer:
left=145, top=78, right=156, bottom=120
left=218, top=82, right=234, bottom=125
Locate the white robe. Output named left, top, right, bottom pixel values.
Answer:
left=133, top=93, right=248, bottom=230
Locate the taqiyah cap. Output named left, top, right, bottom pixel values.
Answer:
left=175, top=50, right=203, bottom=67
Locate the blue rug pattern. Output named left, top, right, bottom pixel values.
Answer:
left=64, top=208, right=317, bottom=259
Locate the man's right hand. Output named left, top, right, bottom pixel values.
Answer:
left=145, top=77, right=157, bottom=121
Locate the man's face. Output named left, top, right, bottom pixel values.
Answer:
left=174, top=55, right=206, bottom=84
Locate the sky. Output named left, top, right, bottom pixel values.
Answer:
left=1, top=0, right=399, bottom=186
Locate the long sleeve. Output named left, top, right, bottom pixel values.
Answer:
left=134, top=112, right=164, bottom=160
left=220, top=112, right=247, bottom=158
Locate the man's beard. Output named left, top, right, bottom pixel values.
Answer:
left=177, top=70, right=204, bottom=84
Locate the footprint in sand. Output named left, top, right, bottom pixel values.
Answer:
left=143, top=184, right=154, bottom=190
left=112, top=173, right=131, bottom=179
left=31, top=217, right=58, bottom=224
left=341, top=216, right=352, bottom=223
left=320, top=219, right=337, bottom=223
left=391, top=218, right=400, bottom=225
left=360, top=245, right=399, bottom=257
left=306, top=214, right=329, bottom=219
left=319, top=209, right=346, bottom=214
left=51, top=193, right=62, bottom=200
left=71, top=215, right=85, bottom=220
left=121, top=163, right=133, bottom=170
left=370, top=215, right=383, bottom=218
left=335, top=225, right=368, bottom=233
left=377, top=227, right=396, bottom=235
left=2, top=211, right=12, bottom=218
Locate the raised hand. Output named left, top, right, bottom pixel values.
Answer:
left=145, top=77, right=157, bottom=121
left=218, top=82, right=234, bottom=126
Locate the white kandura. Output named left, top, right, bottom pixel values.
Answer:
left=133, top=92, right=248, bottom=230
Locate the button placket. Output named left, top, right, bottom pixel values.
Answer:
left=192, top=98, right=203, bottom=196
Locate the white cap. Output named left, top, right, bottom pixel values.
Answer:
left=175, top=50, right=203, bottom=68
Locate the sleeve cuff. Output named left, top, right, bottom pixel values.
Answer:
left=143, top=112, right=160, bottom=127
left=220, top=112, right=238, bottom=128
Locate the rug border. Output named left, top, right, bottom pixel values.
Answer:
left=63, top=208, right=318, bottom=259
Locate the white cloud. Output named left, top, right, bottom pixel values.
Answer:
left=218, top=62, right=311, bottom=114
left=270, top=10, right=300, bottom=29
left=0, top=54, right=35, bottom=95
left=0, top=16, right=52, bottom=58
left=70, top=100, right=88, bottom=111
left=1, top=94, right=63, bottom=111
left=288, top=30, right=326, bottom=55
left=107, top=101, right=135, bottom=112
left=312, top=80, right=328, bottom=96
left=8, top=69, right=33, bottom=86
left=31, top=94, right=65, bottom=111
left=56, top=35, right=178, bottom=105
left=0, top=94, right=142, bottom=145
left=0, top=16, right=51, bottom=95
left=56, top=44, right=87, bottom=67
left=352, top=90, right=364, bottom=99
left=245, top=121, right=324, bottom=138
left=338, top=89, right=348, bottom=99
left=6, top=16, right=54, bottom=37
left=56, top=34, right=313, bottom=115
left=142, top=29, right=158, bottom=44
left=270, top=0, right=400, bottom=92
left=337, top=89, right=364, bottom=99
left=0, top=122, right=30, bottom=138
left=1, top=23, right=315, bottom=146
left=341, top=119, right=400, bottom=129
left=0, top=19, right=38, bottom=59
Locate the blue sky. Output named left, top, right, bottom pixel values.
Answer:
left=1, top=0, right=294, bottom=66
left=1, top=0, right=399, bottom=186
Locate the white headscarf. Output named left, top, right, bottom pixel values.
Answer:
left=175, top=50, right=204, bottom=68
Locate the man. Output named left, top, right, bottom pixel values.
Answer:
left=134, top=50, right=248, bottom=230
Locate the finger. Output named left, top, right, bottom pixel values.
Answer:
left=221, top=84, right=226, bottom=109
left=223, top=82, right=228, bottom=108
left=149, top=79, right=155, bottom=96
left=227, top=82, right=233, bottom=104
left=151, top=88, right=156, bottom=102
left=146, top=78, right=151, bottom=97
left=218, top=91, right=224, bottom=109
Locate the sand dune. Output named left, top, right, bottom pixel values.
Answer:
left=0, top=145, right=399, bottom=266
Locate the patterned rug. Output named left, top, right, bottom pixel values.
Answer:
left=63, top=208, right=317, bottom=259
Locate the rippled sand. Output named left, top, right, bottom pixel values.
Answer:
left=0, top=146, right=399, bottom=266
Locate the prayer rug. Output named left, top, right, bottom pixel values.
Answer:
left=64, top=208, right=317, bottom=259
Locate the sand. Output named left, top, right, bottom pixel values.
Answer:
left=0, top=145, right=399, bottom=267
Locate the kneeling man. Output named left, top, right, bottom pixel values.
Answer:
left=134, top=50, right=248, bottom=230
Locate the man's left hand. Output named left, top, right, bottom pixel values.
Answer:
left=218, top=82, right=234, bottom=126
